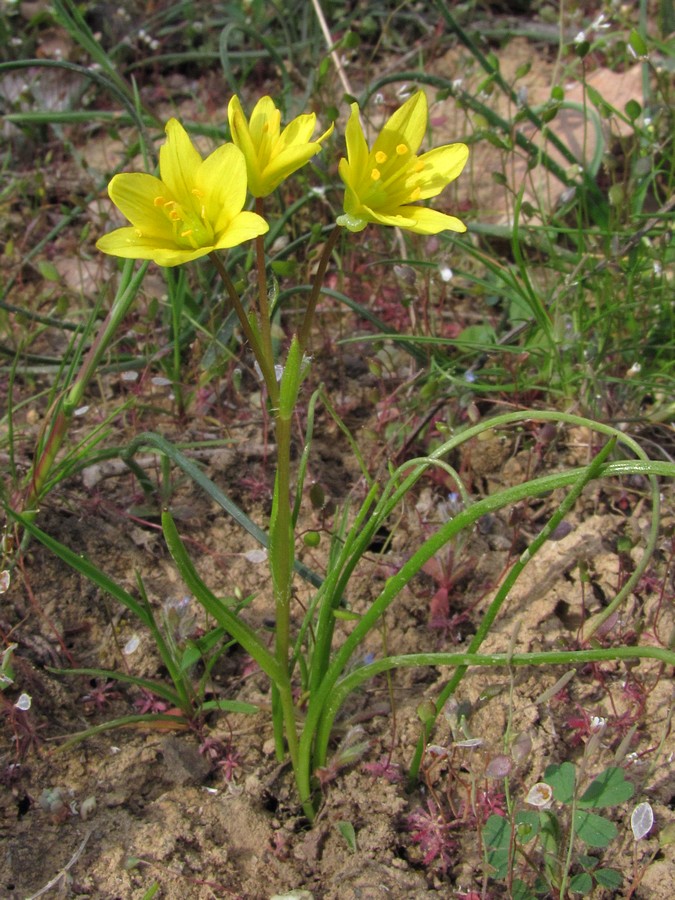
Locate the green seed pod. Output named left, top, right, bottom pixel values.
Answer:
left=303, top=531, right=321, bottom=548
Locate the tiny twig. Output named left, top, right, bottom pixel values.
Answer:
left=25, top=829, right=92, bottom=900
left=309, top=0, right=354, bottom=99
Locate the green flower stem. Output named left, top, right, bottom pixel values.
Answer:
left=209, top=251, right=278, bottom=402
left=21, top=260, right=147, bottom=513
left=271, top=413, right=294, bottom=673
left=269, top=410, right=297, bottom=762
left=297, top=226, right=341, bottom=353
left=254, top=198, right=275, bottom=368
left=265, top=226, right=338, bottom=764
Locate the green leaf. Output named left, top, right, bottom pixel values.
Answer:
left=515, top=810, right=540, bottom=843
left=569, top=872, right=593, bottom=894
left=628, top=29, right=648, bottom=56
left=336, top=820, right=357, bottom=851
left=578, top=767, right=634, bottom=808
left=544, top=761, right=576, bottom=803
left=483, top=813, right=511, bottom=880
left=512, top=878, right=536, bottom=900
left=575, top=39, right=590, bottom=59
left=179, top=643, right=202, bottom=672
left=278, top=335, right=304, bottom=418
left=341, top=30, right=360, bottom=50
left=37, top=260, right=60, bottom=282
left=199, top=698, right=258, bottom=714
left=594, top=868, right=623, bottom=889
left=539, top=810, right=562, bottom=881
left=625, top=99, right=642, bottom=121
left=458, top=323, right=497, bottom=346
left=573, top=810, right=618, bottom=847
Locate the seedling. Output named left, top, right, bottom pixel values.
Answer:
left=483, top=761, right=634, bottom=897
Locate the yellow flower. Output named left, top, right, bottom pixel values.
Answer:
left=228, top=95, right=334, bottom=198
left=337, top=91, right=469, bottom=235
left=96, top=119, right=268, bottom=267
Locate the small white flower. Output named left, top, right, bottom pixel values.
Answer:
left=123, top=634, right=140, bottom=655
left=631, top=802, right=654, bottom=840
left=574, top=30, right=587, bottom=44
left=454, top=737, right=483, bottom=748
left=15, top=692, right=32, bottom=711
left=590, top=13, right=610, bottom=30
left=526, top=782, right=554, bottom=808
left=590, top=715, right=606, bottom=732
left=244, top=548, right=268, bottom=564
left=253, top=361, right=284, bottom=383
left=439, top=265, right=453, bottom=282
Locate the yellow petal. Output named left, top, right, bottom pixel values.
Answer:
left=198, top=143, right=247, bottom=230
left=213, top=211, right=269, bottom=250
left=278, top=112, right=318, bottom=150
left=262, top=143, right=323, bottom=192
left=107, top=173, right=175, bottom=239
left=372, top=91, right=427, bottom=159
left=159, top=119, right=202, bottom=205
left=414, top=144, right=469, bottom=199
left=96, top=227, right=212, bottom=265
left=342, top=103, right=369, bottom=184
left=248, top=96, right=281, bottom=147
left=228, top=96, right=265, bottom=195
left=395, top=205, right=467, bottom=234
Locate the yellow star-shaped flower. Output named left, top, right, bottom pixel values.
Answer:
left=97, top=119, right=268, bottom=267
left=337, top=91, right=469, bottom=235
left=228, top=95, right=334, bottom=198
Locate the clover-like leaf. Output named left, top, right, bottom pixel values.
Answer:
left=544, top=761, right=576, bottom=804
left=574, top=810, right=618, bottom=848
left=578, top=767, right=634, bottom=809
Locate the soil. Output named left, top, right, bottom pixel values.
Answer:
left=1, top=9, right=674, bottom=900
